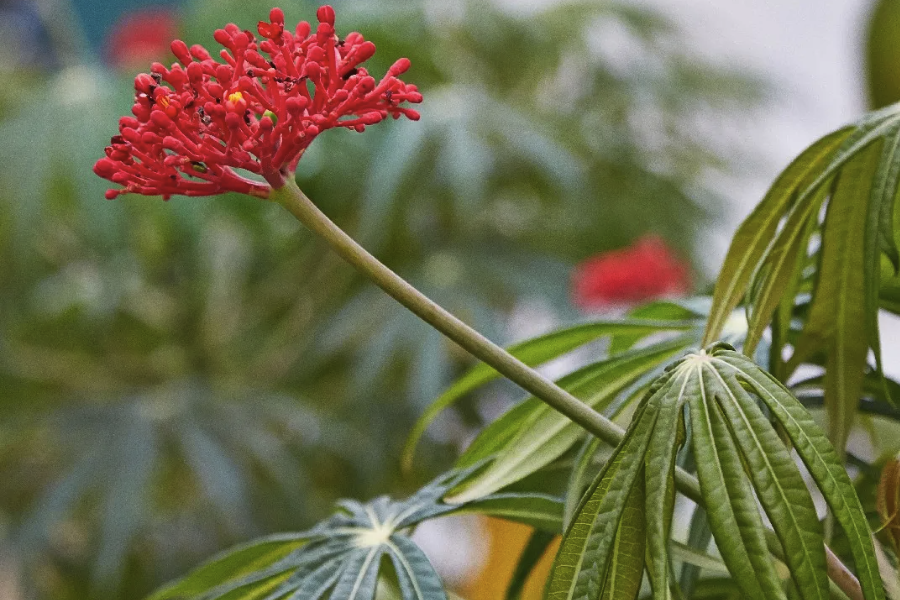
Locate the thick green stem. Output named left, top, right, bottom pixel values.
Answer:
left=269, top=177, right=864, bottom=600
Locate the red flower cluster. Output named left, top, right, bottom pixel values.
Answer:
left=94, top=6, right=422, bottom=200
left=572, top=235, right=691, bottom=309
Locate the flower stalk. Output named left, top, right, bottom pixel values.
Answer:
left=270, top=175, right=865, bottom=600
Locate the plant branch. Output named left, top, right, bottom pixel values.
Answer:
left=269, top=177, right=864, bottom=600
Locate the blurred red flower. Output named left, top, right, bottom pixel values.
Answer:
left=106, top=9, right=179, bottom=72
left=572, top=235, right=691, bottom=309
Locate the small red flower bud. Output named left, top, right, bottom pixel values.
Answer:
left=355, top=42, right=376, bottom=63
left=93, top=158, right=117, bottom=178
left=121, top=127, right=141, bottom=143
left=316, top=5, right=335, bottom=26
left=316, top=22, right=333, bottom=37
left=225, top=112, right=242, bottom=129
left=388, top=58, right=411, bottom=76
left=270, top=8, right=285, bottom=24
left=119, top=116, right=140, bottom=129
left=134, top=73, right=155, bottom=93
left=233, top=32, right=250, bottom=48
left=189, top=44, right=211, bottom=60
left=171, top=39, right=191, bottom=63
left=305, top=61, right=321, bottom=79
left=163, top=136, right=182, bottom=151
left=307, top=46, right=325, bottom=63
left=207, top=82, right=224, bottom=99
left=285, top=96, right=308, bottom=114
left=213, top=29, right=231, bottom=46
left=187, top=62, right=204, bottom=82
left=150, top=110, right=172, bottom=128
left=215, top=65, right=233, bottom=85
left=131, top=104, right=151, bottom=121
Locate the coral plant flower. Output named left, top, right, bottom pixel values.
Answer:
left=94, top=6, right=422, bottom=200
left=572, top=235, right=691, bottom=309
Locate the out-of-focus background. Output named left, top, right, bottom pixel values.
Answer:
left=0, top=0, right=894, bottom=598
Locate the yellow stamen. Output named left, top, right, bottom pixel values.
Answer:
left=227, top=91, right=244, bottom=103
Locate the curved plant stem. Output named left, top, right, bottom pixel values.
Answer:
left=269, top=177, right=864, bottom=600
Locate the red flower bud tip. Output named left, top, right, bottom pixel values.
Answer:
left=316, top=5, right=335, bottom=26
left=388, top=58, right=411, bottom=76
left=358, top=41, right=376, bottom=59
left=233, top=32, right=250, bottom=48
left=225, top=112, right=242, bottom=129
left=213, top=29, right=231, bottom=46
left=95, top=6, right=422, bottom=200
left=93, top=158, right=117, bottom=178
left=171, top=39, right=191, bottom=64
left=572, top=235, right=691, bottom=310
left=150, top=110, right=172, bottom=128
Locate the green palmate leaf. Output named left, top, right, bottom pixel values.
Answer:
left=865, top=128, right=900, bottom=402
left=505, top=530, right=556, bottom=600
left=769, top=209, right=819, bottom=381
left=743, top=174, right=831, bottom=354
left=385, top=535, right=448, bottom=600
left=452, top=493, right=563, bottom=532
left=705, top=366, right=828, bottom=600
left=679, top=506, right=712, bottom=597
left=331, top=547, right=385, bottom=600
left=402, top=319, right=695, bottom=470
left=454, top=398, right=538, bottom=469
left=446, top=339, right=688, bottom=503
left=147, top=468, right=574, bottom=600
left=792, top=142, right=882, bottom=453
left=146, top=534, right=310, bottom=600
left=712, top=350, right=885, bottom=600
left=545, top=385, right=663, bottom=600
left=609, top=301, right=705, bottom=355
left=669, top=541, right=728, bottom=576
left=599, top=475, right=646, bottom=600
left=563, top=435, right=604, bottom=530
left=704, top=126, right=852, bottom=344
left=688, top=362, right=787, bottom=600
left=643, top=369, right=689, bottom=597
left=147, top=470, right=463, bottom=600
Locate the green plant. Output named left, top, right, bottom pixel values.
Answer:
left=23, top=1, right=900, bottom=599
left=0, top=1, right=762, bottom=597
left=113, top=5, right=900, bottom=598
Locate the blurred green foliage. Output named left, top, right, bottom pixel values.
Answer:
left=0, top=0, right=763, bottom=597
left=866, top=0, right=900, bottom=109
